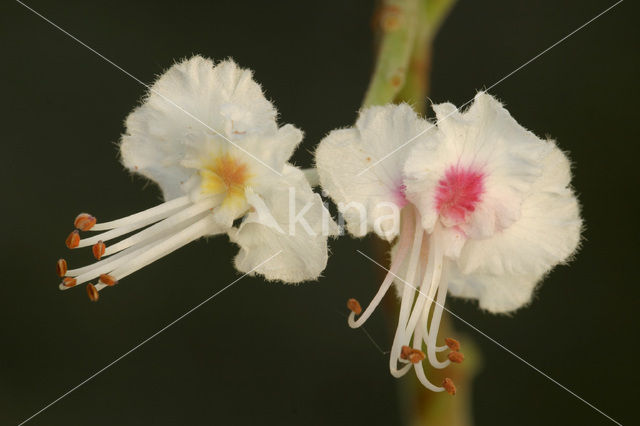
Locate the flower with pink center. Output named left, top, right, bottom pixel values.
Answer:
left=315, top=93, right=582, bottom=393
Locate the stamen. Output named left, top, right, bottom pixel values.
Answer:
left=90, top=195, right=190, bottom=231
left=408, top=350, right=426, bottom=364
left=86, top=283, right=99, bottom=302
left=56, top=259, right=67, bottom=277
left=445, top=337, right=461, bottom=352
left=442, top=378, right=456, bottom=395
left=65, top=230, right=80, bottom=249
left=75, top=198, right=215, bottom=249
left=92, top=241, right=106, bottom=260
left=74, top=213, right=96, bottom=231
left=400, top=345, right=413, bottom=360
left=447, top=351, right=464, bottom=363
left=99, top=274, right=118, bottom=286
left=347, top=298, right=362, bottom=315
left=61, top=277, right=77, bottom=288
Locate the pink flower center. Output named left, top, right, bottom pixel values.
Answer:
left=435, top=165, right=484, bottom=225
left=393, top=183, right=409, bottom=208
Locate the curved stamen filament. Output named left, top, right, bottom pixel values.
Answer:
left=411, top=308, right=446, bottom=392
left=425, top=261, right=451, bottom=369
left=389, top=207, right=423, bottom=378
left=347, top=207, right=414, bottom=329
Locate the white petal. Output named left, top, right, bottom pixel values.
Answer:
left=316, top=104, right=433, bottom=240
left=229, top=166, right=338, bottom=283
left=120, top=56, right=279, bottom=199
left=446, top=263, right=540, bottom=313
left=457, top=142, right=582, bottom=277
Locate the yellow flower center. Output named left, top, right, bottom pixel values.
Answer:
left=200, top=154, right=251, bottom=209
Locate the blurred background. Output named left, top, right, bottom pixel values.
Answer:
left=1, top=0, right=637, bottom=424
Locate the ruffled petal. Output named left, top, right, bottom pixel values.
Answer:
left=229, top=166, right=338, bottom=283
left=120, top=56, right=280, bottom=200
left=405, top=92, right=549, bottom=237
left=446, top=263, right=540, bottom=313
left=457, top=142, right=582, bottom=277
left=316, top=104, right=433, bottom=240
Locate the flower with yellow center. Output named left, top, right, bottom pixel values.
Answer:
left=57, top=56, right=337, bottom=301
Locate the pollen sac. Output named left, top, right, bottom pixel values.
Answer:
left=347, top=298, right=362, bottom=315
left=445, top=337, right=461, bottom=352
left=86, top=283, right=99, bottom=302
left=408, top=350, right=426, bottom=364
left=56, top=259, right=68, bottom=277
left=92, top=241, right=106, bottom=260
left=447, top=351, right=465, bottom=364
left=442, top=378, right=456, bottom=395
left=99, top=274, right=118, bottom=286
left=65, top=230, right=80, bottom=249
left=74, top=213, right=96, bottom=231
left=400, top=345, right=413, bottom=360
left=62, top=277, right=77, bottom=288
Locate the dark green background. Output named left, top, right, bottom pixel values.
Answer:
left=1, top=0, right=637, bottom=425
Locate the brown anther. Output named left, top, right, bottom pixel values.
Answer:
left=92, top=241, right=106, bottom=260
left=86, top=283, right=99, bottom=302
left=442, top=378, right=456, bottom=395
left=444, top=337, right=461, bottom=352
left=447, top=351, right=465, bottom=364
left=99, top=274, right=118, bottom=286
left=74, top=213, right=96, bottom=231
left=408, top=349, right=426, bottom=364
left=62, top=277, right=77, bottom=288
left=400, top=345, right=413, bottom=360
left=65, top=230, right=80, bottom=249
left=347, top=298, right=362, bottom=315
left=56, top=259, right=68, bottom=277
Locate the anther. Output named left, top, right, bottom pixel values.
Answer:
left=347, top=298, right=362, bottom=315
left=400, top=345, right=413, bottom=360
left=65, top=230, right=80, bottom=249
left=99, top=274, right=118, bottom=286
left=442, top=378, right=456, bottom=395
left=445, top=337, right=460, bottom=352
left=408, top=349, right=426, bottom=364
left=86, top=283, right=99, bottom=302
left=62, top=277, right=77, bottom=288
left=447, top=351, right=465, bottom=364
left=92, top=241, right=106, bottom=260
left=56, top=259, right=67, bottom=277
left=74, top=213, right=96, bottom=231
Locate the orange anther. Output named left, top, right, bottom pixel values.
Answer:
left=400, top=345, right=413, bottom=360
left=445, top=337, right=460, bottom=352
left=74, top=213, right=96, bottom=231
left=92, top=241, right=106, bottom=260
left=86, top=283, right=99, bottom=302
left=442, top=378, right=456, bottom=395
left=99, top=274, right=118, bottom=286
left=447, top=351, right=465, bottom=364
left=65, top=230, right=80, bottom=249
left=56, top=259, right=68, bottom=277
left=62, top=277, right=77, bottom=288
left=408, top=349, right=426, bottom=364
left=347, top=298, right=362, bottom=315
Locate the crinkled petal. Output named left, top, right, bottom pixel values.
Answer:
left=405, top=92, right=549, bottom=236
left=229, top=166, right=338, bottom=283
left=446, top=263, right=540, bottom=313
left=120, top=56, right=279, bottom=200
left=316, top=104, right=433, bottom=240
left=457, top=142, right=582, bottom=277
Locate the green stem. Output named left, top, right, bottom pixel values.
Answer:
left=362, top=0, right=419, bottom=108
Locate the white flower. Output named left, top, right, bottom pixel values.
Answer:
left=57, top=56, right=336, bottom=301
left=315, top=93, right=582, bottom=393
